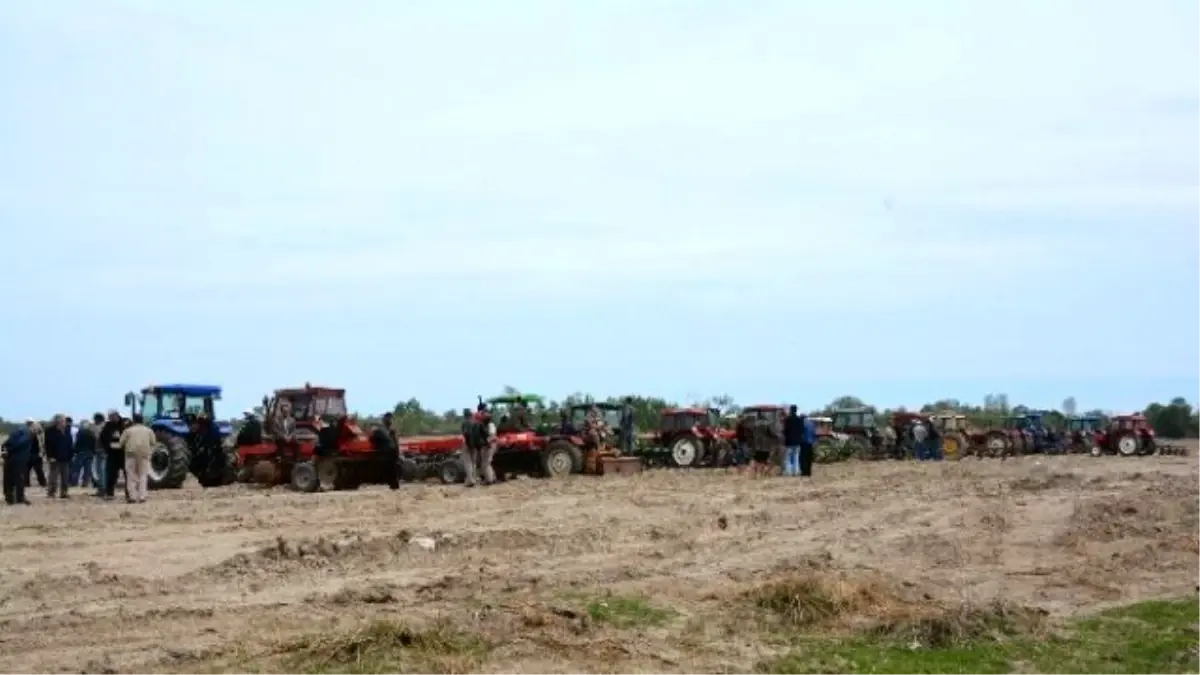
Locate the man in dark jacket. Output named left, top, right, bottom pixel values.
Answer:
left=99, top=411, right=127, bottom=501
left=25, top=420, right=47, bottom=488
left=71, top=418, right=98, bottom=487
left=3, top=425, right=33, bottom=505
left=782, top=406, right=805, bottom=477
left=89, top=413, right=107, bottom=495
left=44, top=414, right=73, bottom=498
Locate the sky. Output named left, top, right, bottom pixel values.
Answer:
left=0, top=0, right=1197, bottom=419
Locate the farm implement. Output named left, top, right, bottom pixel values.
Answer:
left=123, top=383, right=237, bottom=490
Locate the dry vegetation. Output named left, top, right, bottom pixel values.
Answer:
left=0, top=449, right=1196, bottom=673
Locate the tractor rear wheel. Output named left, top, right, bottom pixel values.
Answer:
left=290, top=461, right=319, bottom=492
left=669, top=435, right=701, bottom=468
left=942, top=433, right=967, bottom=461
left=317, top=459, right=341, bottom=490
left=1116, top=433, right=1140, bottom=457
left=709, top=439, right=732, bottom=467
left=148, top=435, right=190, bottom=490
left=985, top=433, right=1008, bottom=458
left=541, top=440, right=580, bottom=479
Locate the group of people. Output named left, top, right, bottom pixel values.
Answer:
left=733, top=405, right=819, bottom=477
left=1, top=411, right=159, bottom=506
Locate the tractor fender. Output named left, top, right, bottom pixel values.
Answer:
left=214, top=421, right=234, bottom=438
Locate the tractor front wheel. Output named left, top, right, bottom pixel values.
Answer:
left=1116, top=433, right=1140, bottom=457
left=290, top=461, right=319, bottom=492
left=439, top=457, right=466, bottom=484
left=148, top=434, right=190, bottom=490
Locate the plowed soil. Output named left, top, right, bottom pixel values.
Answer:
left=0, top=451, right=1196, bottom=673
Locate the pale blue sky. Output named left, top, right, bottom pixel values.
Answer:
left=1, top=0, right=1197, bottom=419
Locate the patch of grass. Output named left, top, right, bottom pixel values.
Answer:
left=761, top=597, right=1199, bottom=674
left=585, top=594, right=676, bottom=629
left=277, top=619, right=490, bottom=674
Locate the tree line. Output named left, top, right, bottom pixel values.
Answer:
left=2, top=389, right=1197, bottom=439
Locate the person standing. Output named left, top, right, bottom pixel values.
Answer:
left=44, top=414, right=73, bottom=498
left=99, top=411, right=126, bottom=500
left=118, top=413, right=155, bottom=504
left=89, top=413, right=108, bottom=495
left=379, top=412, right=400, bottom=491
left=2, top=424, right=33, bottom=505
left=479, top=410, right=498, bottom=485
left=799, top=412, right=816, bottom=477
left=71, top=418, right=98, bottom=487
left=911, top=418, right=930, bottom=461
left=782, top=406, right=805, bottom=477
left=619, top=397, right=636, bottom=456
left=460, top=409, right=483, bottom=488
left=25, top=420, right=47, bottom=489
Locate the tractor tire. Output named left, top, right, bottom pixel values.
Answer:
left=195, top=444, right=239, bottom=488
left=317, top=459, right=341, bottom=490
left=439, top=457, right=466, bottom=484
left=398, top=456, right=421, bottom=482
left=669, top=435, right=701, bottom=468
left=942, top=433, right=967, bottom=461
left=1089, top=443, right=1104, bottom=457
left=1116, top=433, right=1140, bottom=457
left=148, top=434, right=191, bottom=490
left=710, top=439, right=732, bottom=467
left=290, top=461, right=319, bottom=492
left=541, top=440, right=580, bottom=479
left=813, top=438, right=839, bottom=464
left=985, top=433, right=1008, bottom=458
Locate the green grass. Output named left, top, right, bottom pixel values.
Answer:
left=762, top=597, right=1199, bottom=674
left=277, top=620, right=490, bottom=674
left=585, top=594, right=676, bottom=629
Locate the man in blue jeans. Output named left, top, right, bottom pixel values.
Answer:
left=782, top=405, right=806, bottom=477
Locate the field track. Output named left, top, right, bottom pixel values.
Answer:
left=0, top=446, right=1196, bottom=673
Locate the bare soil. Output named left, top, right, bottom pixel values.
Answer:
left=0, top=451, right=1196, bottom=674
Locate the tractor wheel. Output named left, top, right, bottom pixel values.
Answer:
left=148, top=434, right=190, bottom=490
left=1138, top=437, right=1157, bottom=456
left=669, top=435, right=701, bottom=468
left=1116, top=433, right=1140, bottom=457
left=250, top=460, right=278, bottom=485
left=195, top=444, right=239, bottom=488
left=709, top=439, right=732, bottom=467
left=985, top=433, right=1008, bottom=458
left=1089, top=443, right=1103, bottom=457
left=541, top=440, right=580, bottom=479
left=290, top=461, right=319, bottom=492
left=942, top=433, right=967, bottom=461
left=439, top=457, right=466, bottom=484
left=398, top=456, right=421, bottom=482
left=317, top=459, right=341, bottom=490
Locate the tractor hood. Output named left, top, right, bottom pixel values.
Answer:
left=150, top=419, right=234, bottom=437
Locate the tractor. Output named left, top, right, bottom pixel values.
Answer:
left=890, top=412, right=938, bottom=460
left=650, top=406, right=735, bottom=468
left=236, top=385, right=400, bottom=491
left=928, top=412, right=970, bottom=459
left=830, top=407, right=891, bottom=460
left=479, top=393, right=586, bottom=479
left=123, top=384, right=235, bottom=489
left=976, top=411, right=1062, bottom=457
left=1092, top=414, right=1159, bottom=457
left=1065, top=414, right=1103, bottom=454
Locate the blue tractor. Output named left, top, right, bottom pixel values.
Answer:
left=123, top=384, right=236, bottom=490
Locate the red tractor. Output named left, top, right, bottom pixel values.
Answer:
left=236, top=385, right=426, bottom=491
left=1092, top=414, right=1161, bottom=457
left=645, top=407, right=735, bottom=468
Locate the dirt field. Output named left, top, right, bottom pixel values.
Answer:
left=0, top=450, right=1196, bottom=673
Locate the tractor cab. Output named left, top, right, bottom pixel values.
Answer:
left=930, top=413, right=968, bottom=433
left=124, top=384, right=229, bottom=437
left=484, top=393, right=544, bottom=433
left=743, top=404, right=786, bottom=426
left=266, top=385, right=348, bottom=430
left=1066, top=415, right=1102, bottom=434
left=1110, top=414, right=1154, bottom=435
left=660, top=407, right=720, bottom=433
left=832, top=407, right=877, bottom=433
left=566, top=402, right=622, bottom=433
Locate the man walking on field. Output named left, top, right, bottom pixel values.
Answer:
left=118, top=413, right=156, bottom=504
